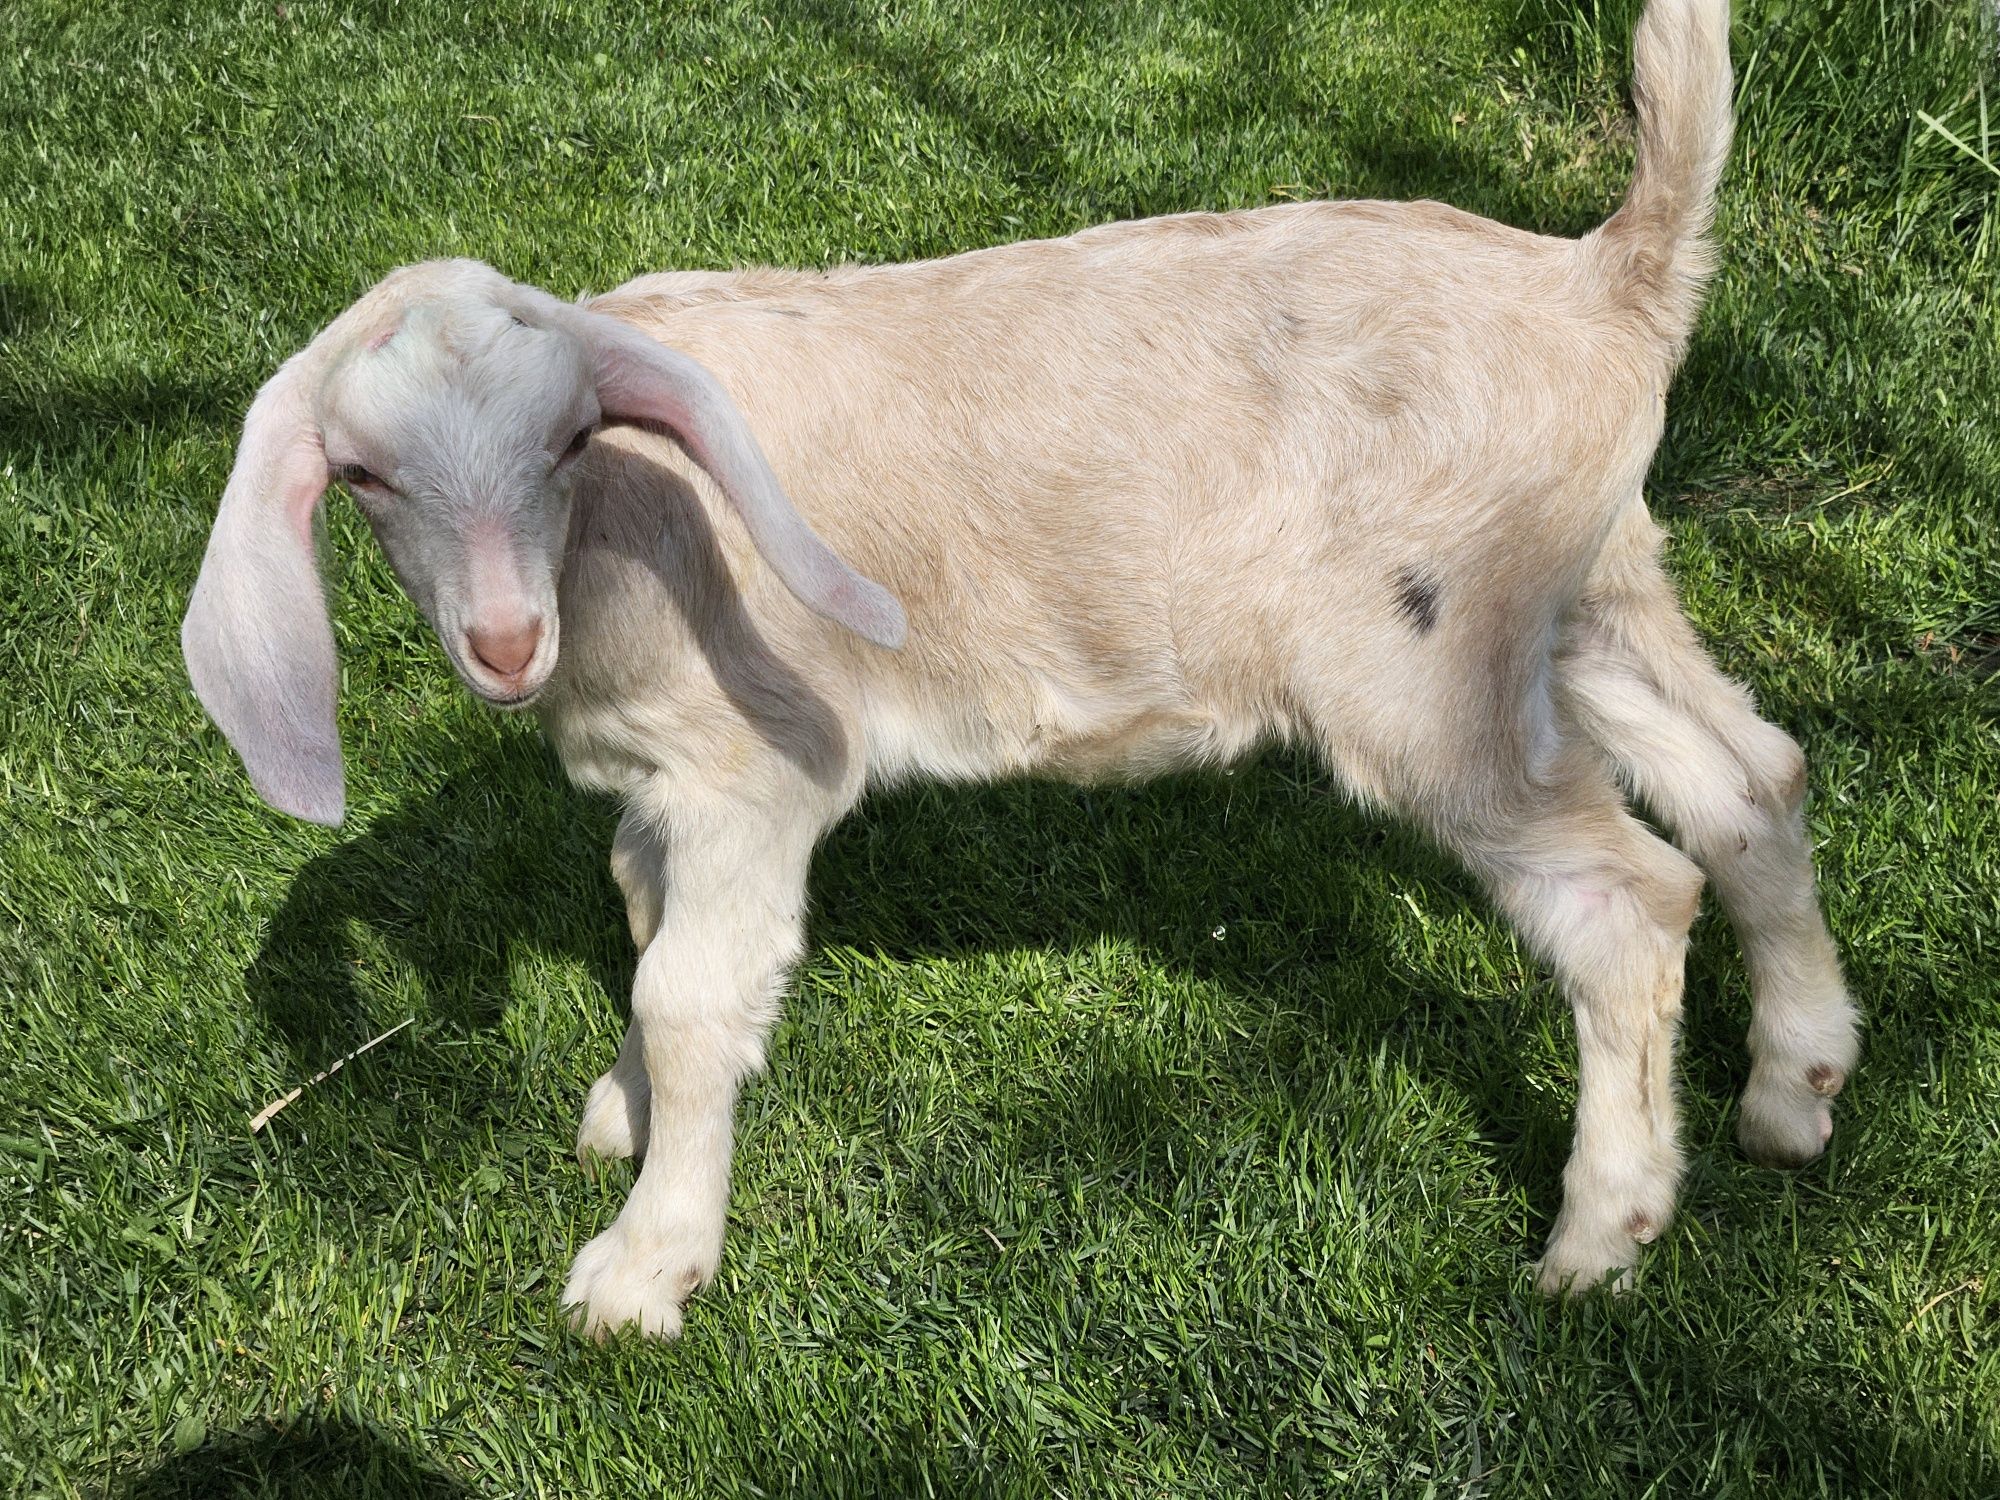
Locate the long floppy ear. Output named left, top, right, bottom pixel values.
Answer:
left=552, top=299, right=906, bottom=650
left=181, top=352, right=346, bottom=825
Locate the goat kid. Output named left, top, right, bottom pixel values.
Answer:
left=183, top=0, right=1858, bottom=1336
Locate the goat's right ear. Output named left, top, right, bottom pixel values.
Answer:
left=181, top=352, right=346, bottom=826
left=518, top=288, right=907, bottom=650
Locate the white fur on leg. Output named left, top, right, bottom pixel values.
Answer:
left=1561, top=567, right=1863, bottom=1176
left=576, top=1019, right=651, bottom=1162
left=1537, top=1226, right=1639, bottom=1295
left=561, top=1210, right=722, bottom=1340
left=565, top=1009, right=759, bottom=1338
left=1736, top=1074, right=1833, bottom=1168
left=577, top=820, right=668, bottom=1165
left=564, top=1040, right=739, bottom=1338
left=563, top=799, right=812, bottom=1339
left=1479, top=806, right=1701, bottom=1300
left=1536, top=1133, right=1681, bottom=1295
left=563, top=1099, right=736, bottom=1339
left=1535, top=1012, right=1685, bottom=1298
left=1737, top=984, right=1860, bottom=1167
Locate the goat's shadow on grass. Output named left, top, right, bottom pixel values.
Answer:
left=244, top=730, right=628, bottom=1063
left=812, top=764, right=1584, bottom=1186
left=241, top=714, right=1802, bottom=1250
left=118, top=1415, right=470, bottom=1500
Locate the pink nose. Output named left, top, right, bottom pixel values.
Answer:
left=466, top=618, right=543, bottom=680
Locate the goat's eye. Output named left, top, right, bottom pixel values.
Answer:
left=563, top=425, right=594, bottom=460
left=335, top=463, right=382, bottom=489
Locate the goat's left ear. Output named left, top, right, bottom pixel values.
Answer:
left=181, top=352, right=347, bottom=825
left=529, top=292, right=906, bottom=650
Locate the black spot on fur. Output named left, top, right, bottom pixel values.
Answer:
left=1394, top=566, right=1441, bottom=634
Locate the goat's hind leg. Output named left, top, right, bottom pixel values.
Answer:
left=1564, top=506, right=1859, bottom=1167
left=1432, top=745, right=1706, bottom=1292
left=575, top=812, right=664, bottom=1163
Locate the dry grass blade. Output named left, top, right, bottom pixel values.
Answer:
left=247, top=1018, right=416, bottom=1135
left=1900, top=1278, right=1985, bottom=1334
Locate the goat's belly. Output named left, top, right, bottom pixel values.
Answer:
left=1032, top=708, right=1256, bottom=782
left=862, top=671, right=1267, bottom=788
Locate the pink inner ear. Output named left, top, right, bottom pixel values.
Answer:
left=599, top=348, right=709, bottom=462
left=236, top=375, right=331, bottom=548
left=282, top=437, right=330, bottom=547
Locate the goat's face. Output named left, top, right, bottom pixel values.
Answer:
left=320, top=294, right=593, bottom=708
left=181, top=259, right=903, bottom=826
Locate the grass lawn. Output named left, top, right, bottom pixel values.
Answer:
left=2, top=0, right=1996, bottom=1493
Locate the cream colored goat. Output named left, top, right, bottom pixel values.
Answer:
left=183, top=0, right=1858, bottom=1335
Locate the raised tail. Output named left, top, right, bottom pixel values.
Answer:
left=1590, top=0, right=1735, bottom=354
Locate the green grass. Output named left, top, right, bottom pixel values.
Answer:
left=2, top=0, right=1995, bottom=1493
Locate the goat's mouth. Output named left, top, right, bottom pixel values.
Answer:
left=475, top=680, right=546, bottom=709
left=461, top=668, right=552, bottom=709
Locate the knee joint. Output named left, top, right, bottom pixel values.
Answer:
left=1749, top=732, right=1809, bottom=819
left=1637, top=843, right=1705, bottom=935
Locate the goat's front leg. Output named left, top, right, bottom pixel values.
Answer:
left=562, top=803, right=814, bottom=1339
left=575, top=813, right=666, bottom=1163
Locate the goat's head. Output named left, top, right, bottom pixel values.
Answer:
left=181, top=258, right=904, bottom=825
